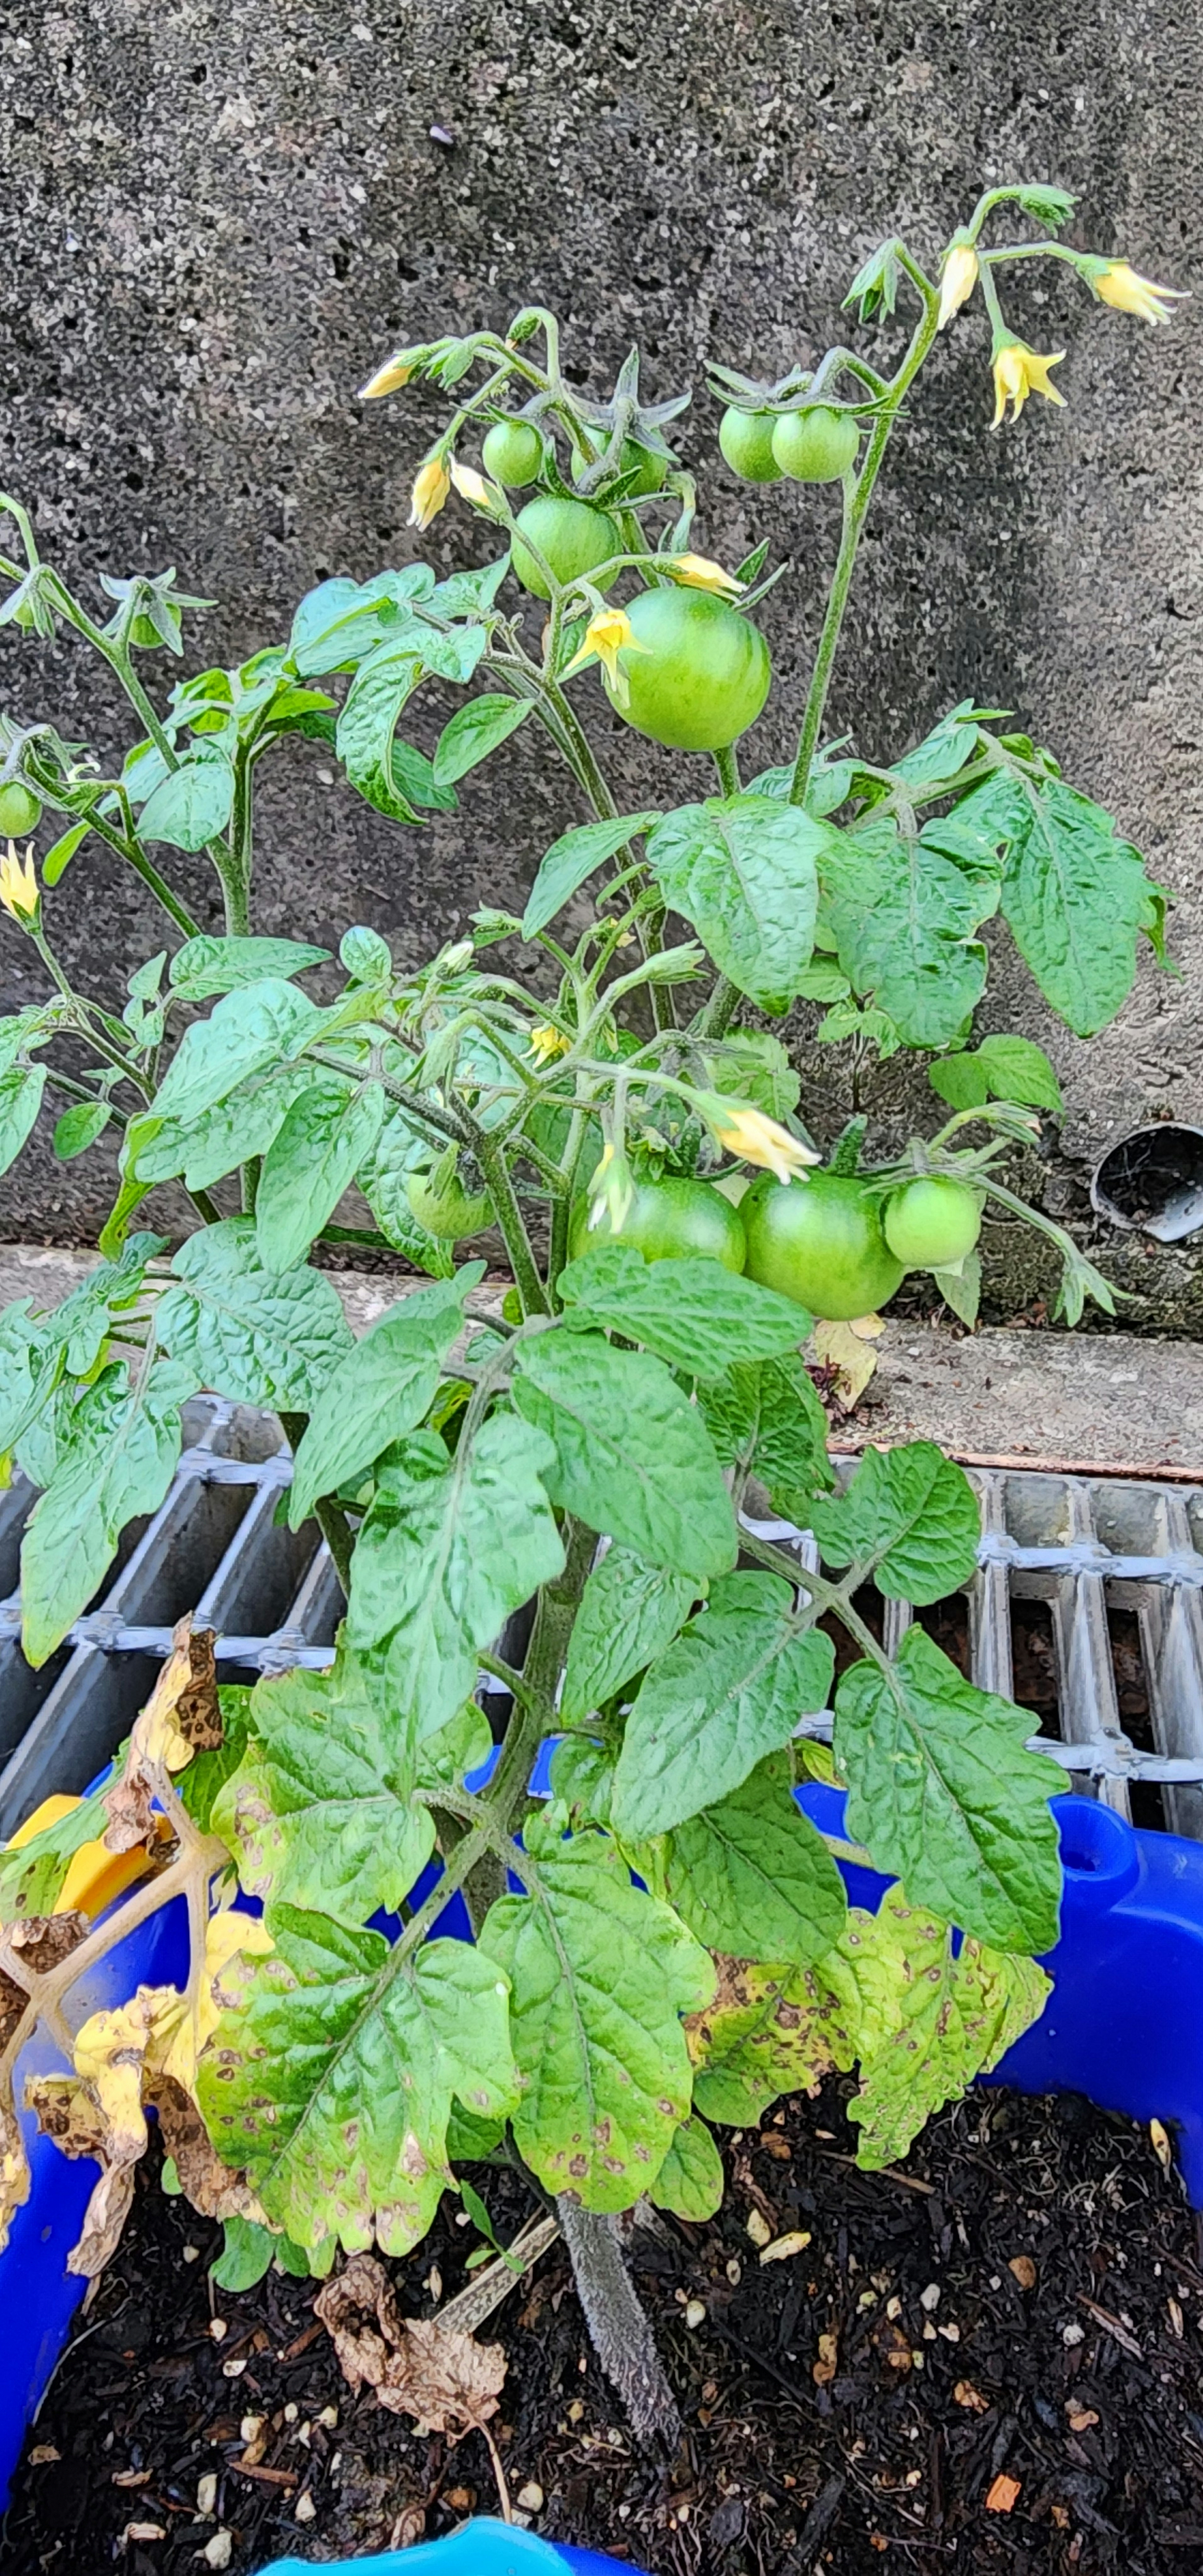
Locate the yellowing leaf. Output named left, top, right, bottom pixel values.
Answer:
left=810, top=1316, right=882, bottom=1407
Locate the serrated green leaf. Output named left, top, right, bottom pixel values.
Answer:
left=928, top=1052, right=990, bottom=1112
left=0, top=1064, right=46, bottom=1177
left=356, top=1108, right=455, bottom=1279
left=697, top=1352, right=833, bottom=1517
left=0, top=1302, right=55, bottom=1457
left=52, top=1101, right=111, bottom=1161
left=975, top=1033, right=1063, bottom=1113
left=557, top=1242, right=805, bottom=1378
left=42, top=822, right=91, bottom=887
left=548, top=1735, right=616, bottom=1827
left=707, top=1030, right=801, bottom=1121
left=958, top=773, right=1153, bottom=1037
left=131, top=1064, right=315, bottom=1193
left=521, top=812, right=658, bottom=942
left=686, top=1954, right=839, bottom=2127
left=0, top=1763, right=125, bottom=1918
left=483, top=1808, right=713, bottom=2212
left=337, top=627, right=486, bottom=824
left=169, top=935, right=330, bottom=1001
left=287, top=566, right=436, bottom=677
left=176, top=1685, right=253, bottom=1835
left=612, top=1570, right=835, bottom=1840
left=198, top=1910, right=517, bottom=2257
left=432, top=693, right=532, bottom=786
left=346, top=1414, right=564, bottom=1740
left=156, top=1218, right=353, bottom=1408
left=561, top=1546, right=696, bottom=1726
left=933, top=1251, right=981, bottom=1326
left=831, top=1885, right=1051, bottom=2168
left=139, top=749, right=234, bottom=849
left=20, top=1357, right=193, bottom=1665
left=446, top=2102, right=507, bottom=2161
left=808, top=1441, right=979, bottom=1603
left=43, top=1232, right=164, bottom=1379
left=834, top=1625, right=1062, bottom=1951
left=646, top=1753, right=846, bottom=1966
left=213, top=1649, right=432, bottom=1927
left=255, top=1080, right=386, bottom=1274
left=211, top=2216, right=280, bottom=2292
left=646, top=796, right=821, bottom=1012
left=821, top=818, right=996, bottom=1047
left=892, top=701, right=988, bottom=788
left=512, top=1330, right=735, bottom=1583
left=152, top=980, right=322, bottom=1126
left=416, top=1700, right=493, bottom=1793
left=650, top=2114, right=724, bottom=2220
left=289, top=1270, right=480, bottom=1527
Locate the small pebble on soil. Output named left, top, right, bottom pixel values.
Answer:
left=6, top=2075, right=1203, bottom=2575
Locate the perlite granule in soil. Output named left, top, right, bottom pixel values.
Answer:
left=8, top=2076, right=1203, bottom=2576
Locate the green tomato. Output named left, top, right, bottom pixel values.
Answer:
left=0, top=781, right=42, bottom=838
left=605, top=587, right=771, bottom=753
left=718, top=406, right=782, bottom=483
left=406, top=1169, right=494, bottom=1241
left=481, top=418, right=545, bottom=488
left=884, top=1176, right=982, bottom=1271
left=620, top=438, right=669, bottom=495
left=742, top=1171, right=904, bottom=1321
left=510, top=497, right=621, bottom=598
left=568, top=1176, right=747, bottom=1273
left=771, top=406, right=860, bottom=484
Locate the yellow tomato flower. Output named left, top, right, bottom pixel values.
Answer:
left=938, top=237, right=979, bottom=330
left=0, top=842, right=38, bottom=924
left=562, top=606, right=649, bottom=708
left=990, top=340, right=1066, bottom=429
left=359, top=353, right=416, bottom=399
left=408, top=453, right=451, bottom=530
left=449, top=457, right=504, bottom=514
left=587, top=1138, right=635, bottom=1235
left=1089, top=259, right=1186, bottom=326
left=667, top=553, right=743, bottom=599
left=528, top=1022, right=571, bottom=1064
left=702, top=1096, right=820, bottom=1184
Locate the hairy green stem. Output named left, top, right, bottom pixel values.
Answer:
left=475, top=1130, right=550, bottom=1315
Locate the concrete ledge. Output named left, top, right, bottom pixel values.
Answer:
left=3, top=1245, right=1202, bottom=1481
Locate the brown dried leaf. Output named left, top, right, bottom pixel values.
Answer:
left=315, top=2252, right=506, bottom=2431
left=27, top=1984, right=186, bottom=2277
left=7, top=1912, right=91, bottom=1976
left=150, top=2074, right=267, bottom=2224
left=104, top=1619, right=203, bottom=1855
left=175, top=1627, right=223, bottom=1750
left=0, top=1965, right=26, bottom=2054
left=102, top=1772, right=159, bottom=1859
left=0, top=2098, right=31, bottom=2251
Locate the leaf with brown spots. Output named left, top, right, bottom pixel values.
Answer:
left=315, top=2252, right=506, bottom=2431
left=174, top=1625, right=223, bottom=1749
left=686, top=1954, right=839, bottom=2128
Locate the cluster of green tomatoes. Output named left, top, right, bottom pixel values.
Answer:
left=479, top=400, right=859, bottom=759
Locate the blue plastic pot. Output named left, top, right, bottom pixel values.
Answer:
left=6, top=1785, right=1203, bottom=2518
left=257, top=2518, right=624, bottom=2575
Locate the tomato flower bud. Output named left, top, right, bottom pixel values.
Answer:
left=698, top=1094, right=820, bottom=1185
left=990, top=338, right=1066, bottom=429
left=666, top=553, right=743, bottom=599
left=408, top=453, right=452, bottom=530
left=528, top=1022, right=571, bottom=1065
left=938, top=236, right=979, bottom=330
left=587, top=1138, right=636, bottom=1236
left=358, top=348, right=423, bottom=399
left=1083, top=258, right=1186, bottom=326
left=0, top=841, right=39, bottom=926
left=562, top=606, right=649, bottom=708
left=449, top=458, right=508, bottom=520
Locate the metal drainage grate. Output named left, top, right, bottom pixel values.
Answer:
left=3, top=1410, right=1203, bottom=1847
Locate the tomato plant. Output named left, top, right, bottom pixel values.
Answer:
left=0, top=186, right=1179, bottom=2454
left=718, top=404, right=782, bottom=482
left=568, top=1173, right=747, bottom=1271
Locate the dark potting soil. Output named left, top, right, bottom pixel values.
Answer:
left=8, top=2078, right=1203, bottom=2576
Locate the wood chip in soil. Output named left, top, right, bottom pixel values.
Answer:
left=7, top=2075, right=1203, bottom=2575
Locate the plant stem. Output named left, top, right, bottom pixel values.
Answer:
left=475, top=1130, right=550, bottom=1315
left=713, top=743, right=740, bottom=799
left=557, top=2198, right=683, bottom=2455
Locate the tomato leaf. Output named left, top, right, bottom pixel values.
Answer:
left=807, top=1440, right=980, bottom=1603
left=337, top=627, right=487, bottom=823
left=483, top=1807, right=713, bottom=2211
left=356, top=1108, right=455, bottom=1280
left=156, top=1217, right=353, bottom=1408
left=560, top=1546, right=697, bottom=1726
left=138, top=747, right=234, bottom=850
left=612, top=1570, right=835, bottom=1839
left=288, top=1269, right=481, bottom=1528
left=213, top=1649, right=432, bottom=1927
left=650, top=2114, right=724, bottom=2221
left=834, top=1625, right=1063, bottom=1952
left=687, top=1955, right=840, bottom=2127
left=255, top=1080, right=386, bottom=1274
left=52, top=1101, right=112, bottom=1162
left=975, top=1033, right=1063, bottom=1113
left=521, top=812, right=659, bottom=942
left=346, top=1415, right=565, bottom=1740
left=959, top=772, right=1154, bottom=1036
left=432, top=693, right=532, bottom=786
left=646, top=795, right=822, bottom=1012
left=132, top=1065, right=315, bottom=1193
left=168, top=935, right=330, bottom=1000
left=152, top=979, right=322, bottom=1126
left=820, top=817, right=997, bottom=1047
left=512, top=1330, right=736, bottom=1583
left=641, top=1753, right=847, bottom=1966
left=698, top=1352, right=833, bottom=1515
left=557, top=1241, right=806, bottom=1376
left=0, top=1064, right=46, bottom=1177
left=20, top=1357, right=194, bottom=1665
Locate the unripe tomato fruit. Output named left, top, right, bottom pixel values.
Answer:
left=406, top=1170, right=493, bottom=1240
left=0, top=782, right=42, bottom=838
left=510, top=497, right=620, bottom=598
left=742, top=1172, right=904, bottom=1320
left=604, top=588, right=771, bottom=753
left=884, top=1176, right=982, bottom=1271
left=718, top=406, right=782, bottom=483
left=482, top=419, right=545, bottom=488
left=568, top=1176, right=747, bottom=1273
left=771, top=406, right=860, bottom=484
left=620, top=438, right=669, bottom=495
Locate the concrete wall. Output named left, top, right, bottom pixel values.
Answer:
left=2, top=0, right=1201, bottom=1297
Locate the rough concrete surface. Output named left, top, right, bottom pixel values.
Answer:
left=3, top=1241, right=1202, bottom=1476
left=2, top=0, right=1201, bottom=1319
